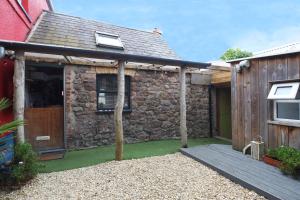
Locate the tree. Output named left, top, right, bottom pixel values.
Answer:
left=220, top=48, right=253, bottom=61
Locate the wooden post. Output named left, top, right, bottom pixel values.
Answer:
left=180, top=66, right=188, bottom=148
left=114, top=61, right=125, bottom=161
left=13, top=51, right=25, bottom=143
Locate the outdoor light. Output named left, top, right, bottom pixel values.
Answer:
left=0, top=46, right=5, bottom=59
left=239, top=60, right=250, bottom=69
left=236, top=60, right=250, bottom=73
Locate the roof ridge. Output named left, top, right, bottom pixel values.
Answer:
left=254, top=42, right=300, bottom=55
left=43, top=10, right=158, bottom=36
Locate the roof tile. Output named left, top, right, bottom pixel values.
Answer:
left=28, top=11, right=178, bottom=59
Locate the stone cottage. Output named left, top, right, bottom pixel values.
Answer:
left=2, top=11, right=210, bottom=157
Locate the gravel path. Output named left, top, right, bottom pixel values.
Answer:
left=1, top=153, right=265, bottom=200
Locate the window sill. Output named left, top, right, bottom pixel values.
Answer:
left=96, top=109, right=132, bottom=114
left=267, top=120, right=300, bottom=128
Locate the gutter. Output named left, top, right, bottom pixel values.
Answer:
left=0, top=40, right=210, bottom=68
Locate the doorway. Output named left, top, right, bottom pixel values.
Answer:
left=216, top=86, right=232, bottom=140
left=24, top=65, right=64, bottom=152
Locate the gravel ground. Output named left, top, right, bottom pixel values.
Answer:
left=1, top=153, right=266, bottom=200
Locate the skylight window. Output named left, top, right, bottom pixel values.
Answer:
left=95, top=31, right=124, bottom=49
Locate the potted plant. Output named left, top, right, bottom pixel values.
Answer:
left=262, top=150, right=282, bottom=168
left=264, top=146, right=300, bottom=178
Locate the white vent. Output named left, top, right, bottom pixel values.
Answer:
left=95, top=31, right=124, bottom=49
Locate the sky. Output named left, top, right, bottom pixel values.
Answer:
left=52, top=0, right=300, bottom=62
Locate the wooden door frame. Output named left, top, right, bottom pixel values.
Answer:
left=25, top=62, right=66, bottom=150
left=63, top=66, right=66, bottom=149
left=214, top=83, right=232, bottom=140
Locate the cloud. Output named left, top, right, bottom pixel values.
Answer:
left=232, top=26, right=300, bottom=52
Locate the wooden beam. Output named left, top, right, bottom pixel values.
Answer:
left=13, top=50, right=25, bottom=142
left=211, top=70, right=231, bottom=85
left=0, top=40, right=210, bottom=68
left=180, top=67, right=188, bottom=148
left=114, top=61, right=125, bottom=161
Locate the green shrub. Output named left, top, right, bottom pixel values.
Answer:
left=0, top=142, right=43, bottom=187
left=267, top=146, right=300, bottom=176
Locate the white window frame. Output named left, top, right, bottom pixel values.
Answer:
left=267, top=82, right=300, bottom=100
left=273, top=99, right=300, bottom=123
left=95, top=31, right=124, bottom=49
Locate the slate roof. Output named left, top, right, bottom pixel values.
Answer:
left=28, top=11, right=179, bottom=59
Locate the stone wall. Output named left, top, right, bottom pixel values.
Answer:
left=65, top=65, right=209, bottom=149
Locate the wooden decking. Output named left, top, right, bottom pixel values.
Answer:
left=180, top=144, right=300, bottom=200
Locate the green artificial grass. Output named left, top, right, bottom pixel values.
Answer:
left=39, top=138, right=230, bottom=173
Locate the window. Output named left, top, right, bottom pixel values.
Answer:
left=96, top=74, right=131, bottom=112
left=268, top=82, right=300, bottom=122
left=274, top=100, right=300, bottom=122
left=95, top=32, right=124, bottom=49
left=268, top=82, right=300, bottom=100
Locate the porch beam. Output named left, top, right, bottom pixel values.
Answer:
left=13, top=50, right=25, bottom=143
left=0, top=40, right=210, bottom=69
left=114, top=61, right=125, bottom=161
left=180, top=66, right=188, bottom=148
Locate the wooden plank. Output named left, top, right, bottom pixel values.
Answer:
left=266, top=59, right=276, bottom=148
left=231, top=66, right=238, bottom=149
left=268, top=124, right=277, bottom=149
left=250, top=60, right=259, bottom=141
left=211, top=70, right=231, bottom=84
left=288, top=128, right=300, bottom=149
left=236, top=68, right=245, bottom=150
left=287, top=54, right=300, bottom=79
left=269, top=58, right=288, bottom=149
left=243, top=66, right=251, bottom=145
left=258, top=59, right=269, bottom=148
left=24, top=107, right=64, bottom=150
left=278, top=126, right=289, bottom=146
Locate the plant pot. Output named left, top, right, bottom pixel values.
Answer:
left=262, top=155, right=282, bottom=168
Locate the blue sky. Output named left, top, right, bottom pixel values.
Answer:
left=52, top=0, right=300, bottom=61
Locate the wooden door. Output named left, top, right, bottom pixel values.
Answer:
left=24, top=65, right=64, bottom=151
left=216, top=87, right=232, bottom=139
left=25, top=107, right=64, bottom=151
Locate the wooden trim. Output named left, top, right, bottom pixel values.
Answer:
left=268, top=78, right=300, bottom=84
left=267, top=120, right=300, bottom=128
